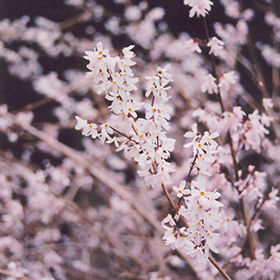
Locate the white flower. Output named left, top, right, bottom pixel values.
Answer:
left=184, top=0, right=213, bottom=18
left=207, top=36, right=224, bottom=56
left=145, top=65, right=172, bottom=102
left=75, top=116, right=98, bottom=139
left=99, top=123, right=114, bottom=144
left=14, top=111, right=34, bottom=127
left=262, top=98, right=273, bottom=110
left=157, top=64, right=173, bottom=81
left=200, top=131, right=219, bottom=148
left=124, top=6, right=142, bottom=21
left=264, top=188, right=280, bottom=209
left=184, top=123, right=201, bottom=151
left=184, top=123, right=200, bottom=140
left=144, top=103, right=172, bottom=130
left=161, top=215, right=193, bottom=251
left=123, top=99, right=141, bottom=118
left=201, top=74, right=218, bottom=94
left=161, top=213, right=176, bottom=229
left=185, top=38, right=202, bottom=53
left=145, top=76, right=160, bottom=97
left=172, top=180, right=189, bottom=198
left=204, top=231, right=220, bottom=257
left=218, top=71, right=237, bottom=91
left=121, top=45, right=136, bottom=66
left=84, top=42, right=109, bottom=64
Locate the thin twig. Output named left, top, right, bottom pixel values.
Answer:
left=208, top=256, right=232, bottom=280
left=59, top=12, right=91, bottom=30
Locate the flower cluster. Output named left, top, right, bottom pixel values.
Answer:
left=201, top=70, right=237, bottom=95
left=76, top=43, right=175, bottom=187
left=184, top=124, right=219, bottom=176
left=162, top=179, right=222, bottom=261
left=183, top=0, right=214, bottom=17
left=160, top=123, right=222, bottom=261
left=236, top=245, right=280, bottom=279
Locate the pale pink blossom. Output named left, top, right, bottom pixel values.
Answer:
left=185, top=38, right=202, bottom=53
left=201, top=74, right=218, bottom=94
left=263, top=98, right=273, bottom=110
left=264, top=188, right=280, bottom=209
left=218, top=70, right=237, bottom=91
left=75, top=116, right=99, bottom=139
left=207, top=36, right=224, bottom=56
left=172, top=180, right=189, bottom=198
left=124, top=6, right=142, bottom=21
left=184, top=0, right=214, bottom=18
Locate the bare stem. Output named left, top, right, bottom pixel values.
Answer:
left=59, top=12, right=91, bottom=30
left=131, top=122, right=139, bottom=136
left=109, top=125, right=135, bottom=142
left=10, top=81, right=91, bottom=115
left=227, top=130, right=239, bottom=181
left=209, top=256, right=232, bottom=280
left=240, top=196, right=256, bottom=259
left=161, top=183, right=176, bottom=210
left=10, top=97, right=53, bottom=115
left=178, top=151, right=198, bottom=205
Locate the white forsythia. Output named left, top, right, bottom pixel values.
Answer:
left=75, top=42, right=223, bottom=260
left=75, top=42, right=175, bottom=188
left=162, top=123, right=222, bottom=261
